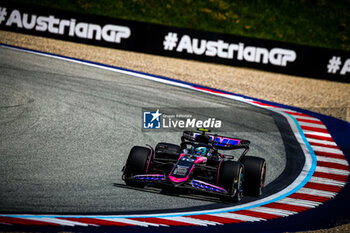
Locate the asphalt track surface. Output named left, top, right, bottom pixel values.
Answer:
left=0, top=47, right=301, bottom=214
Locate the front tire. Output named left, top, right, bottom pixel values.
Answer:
left=218, top=161, right=244, bottom=202
left=241, top=156, right=266, bottom=197
left=123, top=146, right=152, bottom=187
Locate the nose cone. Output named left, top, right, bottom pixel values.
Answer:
left=169, top=176, right=187, bottom=183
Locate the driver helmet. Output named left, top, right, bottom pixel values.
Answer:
left=195, top=147, right=207, bottom=156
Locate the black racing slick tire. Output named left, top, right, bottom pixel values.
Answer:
left=241, top=156, right=266, bottom=197
left=218, top=161, right=244, bottom=202
left=123, top=146, right=152, bottom=187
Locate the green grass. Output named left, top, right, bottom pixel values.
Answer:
left=14, top=0, right=350, bottom=51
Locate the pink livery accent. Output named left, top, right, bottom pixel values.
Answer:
left=169, top=154, right=209, bottom=183
left=179, top=153, right=207, bottom=164
left=169, top=176, right=189, bottom=183
left=145, top=145, right=153, bottom=174
left=194, top=156, right=207, bottom=164
left=169, top=165, right=195, bottom=183
left=168, top=156, right=196, bottom=183
left=217, top=159, right=224, bottom=185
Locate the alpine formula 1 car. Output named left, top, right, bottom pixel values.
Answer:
left=122, top=129, right=266, bottom=202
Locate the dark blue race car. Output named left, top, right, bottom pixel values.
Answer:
left=122, top=129, right=266, bottom=202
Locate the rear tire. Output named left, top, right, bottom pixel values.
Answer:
left=241, top=156, right=266, bottom=197
left=218, top=161, right=244, bottom=202
left=123, top=146, right=152, bottom=188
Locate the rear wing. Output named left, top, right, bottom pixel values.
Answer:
left=182, top=131, right=250, bottom=150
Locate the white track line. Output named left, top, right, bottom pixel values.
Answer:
left=249, top=207, right=296, bottom=216
left=316, top=156, right=348, bottom=166
left=27, top=217, right=89, bottom=227
left=297, top=188, right=337, bottom=198
left=292, top=115, right=322, bottom=121
left=212, top=213, right=264, bottom=222
left=102, top=218, right=161, bottom=227
left=303, top=131, right=332, bottom=138
left=310, top=177, right=346, bottom=187
left=306, top=138, right=337, bottom=146
left=312, top=146, right=344, bottom=155
left=298, top=122, right=326, bottom=128
left=161, top=217, right=219, bottom=226
left=276, top=198, right=321, bottom=208
left=315, top=166, right=350, bottom=176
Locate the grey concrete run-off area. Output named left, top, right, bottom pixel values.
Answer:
left=0, top=47, right=286, bottom=213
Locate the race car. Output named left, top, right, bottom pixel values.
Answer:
left=122, top=129, right=266, bottom=202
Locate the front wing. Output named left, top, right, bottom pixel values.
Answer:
left=126, top=174, right=229, bottom=196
